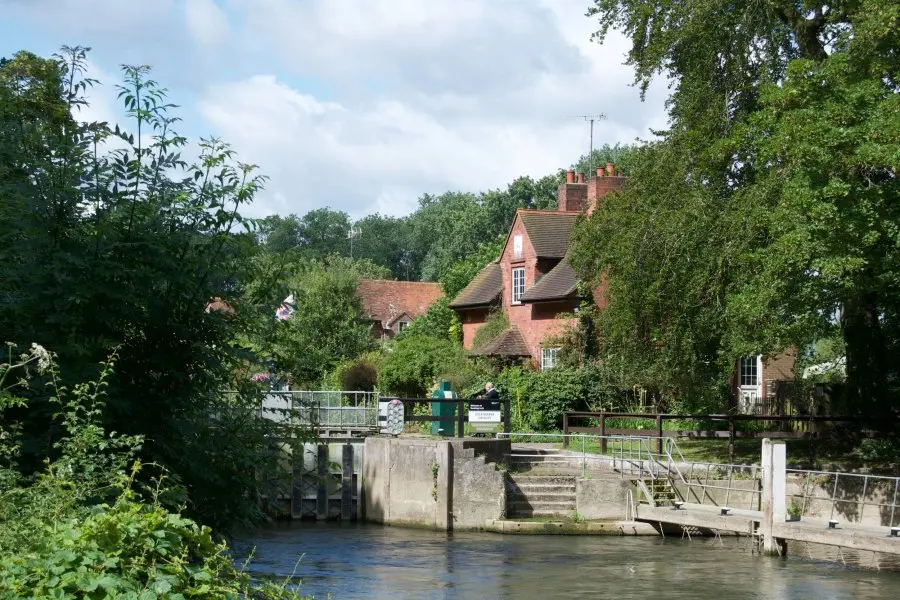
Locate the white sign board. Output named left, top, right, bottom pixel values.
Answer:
left=469, top=410, right=501, bottom=423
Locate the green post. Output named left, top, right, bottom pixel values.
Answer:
left=431, top=380, right=456, bottom=437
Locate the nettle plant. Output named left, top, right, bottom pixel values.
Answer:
left=0, top=345, right=307, bottom=599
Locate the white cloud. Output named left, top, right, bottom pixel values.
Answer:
left=5, top=0, right=671, bottom=220
left=198, top=0, right=668, bottom=219
left=185, top=0, right=229, bottom=46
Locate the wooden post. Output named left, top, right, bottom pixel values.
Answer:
left=656, top=414, right=663, bottom=455
left=563, top=412, right=570, bottom=448
left=761, top=439, right=787, bottom=555
left=599, top=414, right=607, bottom=455
left=341, top=443, right=353, bottom=520
left=728, top=418, right=735, bottom=464
left=457, top=398, right=465, bottom=438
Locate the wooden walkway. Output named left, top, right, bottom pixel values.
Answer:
left=637, top=502, right=900, bottom=555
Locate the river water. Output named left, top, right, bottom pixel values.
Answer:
left=232, top=523, right=900, bottom=600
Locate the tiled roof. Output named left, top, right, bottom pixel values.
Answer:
left=470, top=327, right=531, bottom=357
left=521, top=260, right=577, bottom=303
left=449, top=263, right=502, bottom=309
left=519, top=211, right=578, bottom=258
left=357, top=280, right=444, bottom=326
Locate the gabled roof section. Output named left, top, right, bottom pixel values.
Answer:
left=357, top=280, right=443, bottom=326
left=521, top=260, right=578, bottom=303
left=469, top=327, right=531, bottom=357
left=518, top=211, right=578, bottom=258
left=449, top=263, right=502, bottom=309
left=386, top=311, right=413, bottom=327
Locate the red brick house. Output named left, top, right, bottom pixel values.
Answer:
left=450, top=163, right=796, bottom=413
left=450, top=164, right=623, bottom=368
left=357, top=280, right=444, bottom=339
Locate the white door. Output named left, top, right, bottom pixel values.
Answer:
left=738, top=356, right=763, bottom=413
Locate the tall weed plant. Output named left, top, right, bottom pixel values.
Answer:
left=0, top=344, right=308, bottom=599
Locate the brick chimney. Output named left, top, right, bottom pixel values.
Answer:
left=585, top=163, right=627, bottom=215
left=558, top=171, right=588, bottom=212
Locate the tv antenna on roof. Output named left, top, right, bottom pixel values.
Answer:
left=347, top=226, right=361, bottom=259
left=569, top=114, right=607, bottom=177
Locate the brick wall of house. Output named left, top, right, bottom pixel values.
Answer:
left=498, top=218, right=578, bottom=359
left=523, top=302, right=578, bottom=359
left=763, top=348, right=796, bottom=382
left=460, top=307, right=491, bottom=348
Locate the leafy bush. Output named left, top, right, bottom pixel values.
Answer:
left=323, top=353, right=379, bottom=391
left=397, top=297, right=460, bottom=342
left=0, top=346, right=308, bottom=599
left=378, top=335, right=479, bottom=397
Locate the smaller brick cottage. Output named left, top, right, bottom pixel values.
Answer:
left=357, top=279, right=444, bottom=339
left=450, top=164, right=795, bottom=413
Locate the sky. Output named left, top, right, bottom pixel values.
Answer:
left=1, top=0, right=669, bottom=220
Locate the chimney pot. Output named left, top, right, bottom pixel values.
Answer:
left=606, top=163, right=615, bottom=176
left=576, top=172, right=585, bottom=184
left=596, top=167, right=605, bottom=178
left=566, top=170, right=575, bottom=184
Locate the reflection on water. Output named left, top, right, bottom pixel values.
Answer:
left=232, top=522, right=900, bottom=600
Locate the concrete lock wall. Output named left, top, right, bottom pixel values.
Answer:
left=450, top=441, right=507, bottom=530
left=363, top=437, right=509, bottom=530
left=575, top=478, right=631, bottom=520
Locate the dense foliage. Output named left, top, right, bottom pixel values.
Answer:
left=573, top=0, right=900, bottom=418
left=0, top=47, right=315, bottom=531
left=0, top=346, right=306, bottom=599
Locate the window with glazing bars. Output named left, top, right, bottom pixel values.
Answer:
left=511, top=267, right=525, bottom=303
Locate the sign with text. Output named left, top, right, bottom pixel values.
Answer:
left=469, top=398, right=501, bottom=431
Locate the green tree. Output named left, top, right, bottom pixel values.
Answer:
left=574, top=0, right=900, bottom=417
left=298, top=207, right=351, bottom=259
left=244, top=255, right=389, bottom=387
left=0, top=47, right=283, bottom=528
left=350, top=213, right=413, bottom=279
left=256, top=214, right=303, bottom=253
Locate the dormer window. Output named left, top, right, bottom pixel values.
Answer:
left=513, top=235, right=523, bottom=260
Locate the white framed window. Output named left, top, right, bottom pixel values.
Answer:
left=739, top=356, right=760, bottom=387
left=513, top=235, right=523, bottom=260
left=398, top=321, right=410, bottom=332
left=511, top=267, right=525, bottom=304
left=541, top=348, right=560, bottom=370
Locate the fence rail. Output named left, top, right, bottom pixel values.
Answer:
left=393, top=397, right=511, bottom=438
left=563, top=411, right=869, bottom=462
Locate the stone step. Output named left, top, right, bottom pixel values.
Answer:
left=508, top=500, right=576, bottom=512
left=507, top=508, right=577, bottom=518
left=508, top=484, right=576, bottom=493
left=507, top=492, right=577, bottom=503
left=508, top=476, right=577, bottom=486
left=511, top=448, right=565, bottom=456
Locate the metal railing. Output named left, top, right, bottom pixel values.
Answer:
left=678, top=461, right=762, bottom=510
left=261, top=390, right=381, bottom=428
left=786, top=469, right=900, bottom=528
left=497, top=432, right=680, bottom=479
left=501, top=432, right=765, bottom=510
